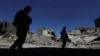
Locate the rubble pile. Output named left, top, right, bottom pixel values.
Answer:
left=31, top=35, right=61, bottom=47
left=0, top=18, right=100, bottom=49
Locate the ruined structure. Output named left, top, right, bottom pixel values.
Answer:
left=0, top=21, right=33, bottom=43
left=68, top=27, right=98, bottom=44
left=0, top=18, right=100, bottom=49
left=0, top=21, right=7, bottom=35
left=36, top=27, right=57, bottom=41
left=37, top=27, right=56, bottom=37
left=0, top=22, right=60, bottom=48
left=67, top=18, right=100, bottom=44
left=95, top=17, right=100, bottom=28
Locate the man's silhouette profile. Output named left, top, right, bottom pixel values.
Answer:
left=10, top=6, right=32, bottom=50
left=60, top=26, right=71, bottom=48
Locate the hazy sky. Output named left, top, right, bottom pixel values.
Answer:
left=0, top=0, right=100, bottom=36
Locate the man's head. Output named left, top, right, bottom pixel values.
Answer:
left=63, top=26, right=66, bottom=30
left=24, top=6, right=31, bottom=13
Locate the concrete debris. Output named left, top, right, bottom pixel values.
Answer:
left=0, top=20, right=100, bottom=49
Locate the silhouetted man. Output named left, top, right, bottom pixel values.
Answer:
left=10, top=6, right=32, bottom=50
left=60, top=26, right=71, bottom=48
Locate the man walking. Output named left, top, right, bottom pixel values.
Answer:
left=60, top=26, right=71, bottom=48
left=10, top=6, right=32, bottom=50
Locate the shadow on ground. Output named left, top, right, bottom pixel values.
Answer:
left=0, top=47, right=100, bottom=56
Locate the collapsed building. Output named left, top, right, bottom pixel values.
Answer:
left=37, top=27, right=55, bottom=37
left=0, top=21, right=33, bottom=42
left=0, top=17, right=100, bottom=48
left=31, top=27, right=61, bottom=46
left=67, top=18, right=100, bottom=44
left=95, top=17, right=100, bottom=28
left=0, top=21, right=7, bottom=35
left=0, top=21, right=61, bottom=47
left=68, top=27, right=97, bottom=43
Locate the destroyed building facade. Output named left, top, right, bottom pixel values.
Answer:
left=37, top=27, right=56, bottom=37
left=0, top=17, right=100, bottom=49
left=95, top=17, right=100, bottom=28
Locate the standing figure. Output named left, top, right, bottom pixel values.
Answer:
left=10, top=6, right=32, bottom=50
left=60, top=26, right=71, bottom=48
